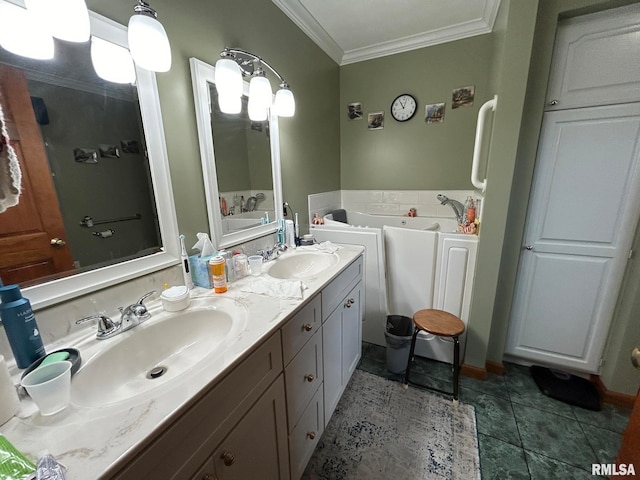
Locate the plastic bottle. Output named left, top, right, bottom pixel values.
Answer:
left=465, top=196, right=476, bottom=223
left=0, top=284, right=46, bottom=368
left=209, top=256, right=228, bottom=293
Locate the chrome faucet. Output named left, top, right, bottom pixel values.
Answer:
left=437, top=194, right=465, bottom=224
left=258, top=242, right=288, bottom=261
left=119, top=290, right=156, bottom=331
left=76, top=290, right=156, bottom=340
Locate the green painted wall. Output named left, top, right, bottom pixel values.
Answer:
left=86, top=0, right=340, bottom=238
left=339, top=36, right=495, bottom=190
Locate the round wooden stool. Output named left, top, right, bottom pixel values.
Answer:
left=403, top=309, right=465, bottom=401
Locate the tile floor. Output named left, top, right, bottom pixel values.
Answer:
left=358, top=342, right=631, bottom=480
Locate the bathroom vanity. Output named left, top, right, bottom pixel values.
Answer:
left=2, top=246, right=364, bottom=480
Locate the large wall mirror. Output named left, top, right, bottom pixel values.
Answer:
left=0, top=2, right=179, bottom=310
left=190, top=57, right=283, bottom=250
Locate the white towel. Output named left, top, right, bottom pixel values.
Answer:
left=242, top=277, right=306, bottom=300
left=303, top=241, right=341, bottom=254
left=0, top=100, right=22, bottom=214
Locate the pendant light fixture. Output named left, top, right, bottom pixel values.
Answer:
left=25, top=0, right=90, bottom=43
left=0, top=2, right=54, bottom=60
left=128, top=0, right=172, bottom=73
left=215, top=47, right=295, bottom=119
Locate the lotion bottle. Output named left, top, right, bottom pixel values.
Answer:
left=0, top=284, right=46, bottom=369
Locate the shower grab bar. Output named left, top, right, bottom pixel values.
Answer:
left=471, top=95, right=497, bottom=193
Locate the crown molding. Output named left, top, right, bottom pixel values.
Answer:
left=272, top=0, right=501, bottom=66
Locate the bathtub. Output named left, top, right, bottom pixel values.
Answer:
left=321, top=211, right=459, bottom=233
left=310, top=211, right=477, bottom=365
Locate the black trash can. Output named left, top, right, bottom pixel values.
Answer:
left=384, top=315, right=414, bottom=373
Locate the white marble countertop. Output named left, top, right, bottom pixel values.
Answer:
left=0, top=244, right=364, bottom=479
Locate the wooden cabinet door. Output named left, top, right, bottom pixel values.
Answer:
left=213, top=375, right=290, bottom=480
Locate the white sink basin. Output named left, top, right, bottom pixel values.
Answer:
left=267, top=252, right=339, bottom=280
left=72, top=304, right=245, bottom=407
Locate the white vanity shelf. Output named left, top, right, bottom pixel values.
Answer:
left=2, top=245, right=364, bottom=480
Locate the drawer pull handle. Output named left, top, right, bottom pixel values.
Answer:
left=305, top=374, right=315, bottom=382
left=202, top=475, right=217, bottom=480
left=307, top=431, right=316, bottom=440
left=303, top=323, right=313, bottom=332
left=221, top=451, right=235, bottom=466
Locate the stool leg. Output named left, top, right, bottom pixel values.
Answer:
left=453, top=335, right=460, bottom=401
left=403, top=328, right=420, bottom=387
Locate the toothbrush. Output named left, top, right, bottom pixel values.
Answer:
left=179, top=234, right=194, bottom=289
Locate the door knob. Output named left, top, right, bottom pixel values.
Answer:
left=50, top=238, right=66, bottom=247
left=632, top=347, right=640, bottom=370
left=221, top=451, right=235, bottom=466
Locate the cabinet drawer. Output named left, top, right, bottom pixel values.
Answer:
left=111, top=331, right=283, bottom=480
left=282, top=294, right=321, bottom=365
left=289, top=385, right=324, bottom=480
left=285, top=329, right=323, bottom=432
left=322, top=255, right=363, bottom=320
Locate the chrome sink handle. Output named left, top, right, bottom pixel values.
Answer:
left=119, top=290, right=156, bottom=331
left=76, top=314, right=120, bottom=340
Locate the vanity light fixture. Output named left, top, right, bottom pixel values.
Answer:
left=215, top=47, right=295, bottom=119
left=0, top=1, right=54, bottom=60
left=128, top=0, right=172, bottom=73
left=25, top=0, right=90, bottom=43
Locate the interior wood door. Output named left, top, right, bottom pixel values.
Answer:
left=0, top=64, right=74, bottom=285
left=506, top=103, right=640, bottom=372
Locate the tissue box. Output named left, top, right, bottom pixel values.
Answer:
left=189, top=254, right=214, bottom=288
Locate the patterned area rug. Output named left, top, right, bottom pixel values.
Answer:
left=302, top=370, right=480, bottom=480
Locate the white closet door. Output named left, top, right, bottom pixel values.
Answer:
left=546, top=3, right=640, bottom=111
left=506, top=103, right=640, bottom=372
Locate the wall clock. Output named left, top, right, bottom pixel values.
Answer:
left=390, top=93, right=417, bottom=122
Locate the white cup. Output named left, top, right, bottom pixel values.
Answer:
left=248, top=255, right=263, bottom=276
left=21, top=361, right=72, bottom=416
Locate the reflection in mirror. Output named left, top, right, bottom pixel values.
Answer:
left=210, top=87, right=275, bottom=234
left=0, top=5, right=179, bottom=309
left=190, top=57, right=283, bottom=250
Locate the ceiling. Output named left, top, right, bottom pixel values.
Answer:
left=271, top=0, right=502, bottom=65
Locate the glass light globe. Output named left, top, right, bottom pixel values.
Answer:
left=90, top=36, right=136, bottom=84
left=0, top=3, right=54, bottom=60
left=218, top=95, right=242, bottom=115
left=25, top=0, right=90, bottom=43
left=128, top=13, right=171, bottom=72
left=214, top=57, right=243, bottom=98
left=248, top=96, right=268, bottom=122
left=274, top=87, right=295, bottom=117
left=249, top=74, right=272, bottom=110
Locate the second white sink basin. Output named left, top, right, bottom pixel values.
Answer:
left=267, top=251, right=339, bottom=280
left=72, top=303, right=245, bottom=407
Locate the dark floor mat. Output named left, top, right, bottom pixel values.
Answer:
left=531, top=365, right=602, bottom=411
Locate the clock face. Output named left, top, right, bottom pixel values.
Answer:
left=390, top=94, right=417, bottom=122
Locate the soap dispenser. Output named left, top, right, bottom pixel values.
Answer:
left=0, top=284, right=46, bottom=368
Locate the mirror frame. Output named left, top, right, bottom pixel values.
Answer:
left=2, top=4, right=181, bottom=310
left=190, top=57, right=283, bottom=250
